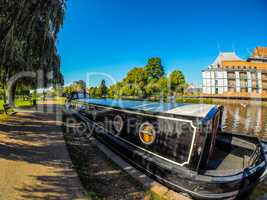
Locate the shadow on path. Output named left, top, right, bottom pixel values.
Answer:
left=0, top=104, right=85, bottom=200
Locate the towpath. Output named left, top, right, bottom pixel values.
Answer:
left=0, top=103, right=86, bottom=200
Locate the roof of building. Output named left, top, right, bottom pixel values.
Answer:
left=211, top=52, right=242, bottom=68
left=222, top=60, right=267, bottom=70
left=252, top=46, right=267, bottom=58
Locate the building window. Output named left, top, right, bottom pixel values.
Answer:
left=254, top=66, right=257, bottom=69
left=244, top=66, right=246, bottom=69
left=249, top=66, right=252, bottom=70
left=238, top=66, right=241, bottom=69
left=232, top=66, right=235, bottom=69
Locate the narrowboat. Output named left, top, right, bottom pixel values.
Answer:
left=65, top=96, right=267, bottom=200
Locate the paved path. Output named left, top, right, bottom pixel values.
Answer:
left=0, top=104, right=86, bottom=200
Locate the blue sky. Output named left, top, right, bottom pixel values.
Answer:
left=58, top=0, right=267, bottom=87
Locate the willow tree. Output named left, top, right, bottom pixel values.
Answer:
left=0, top=0, right=66, bottom=105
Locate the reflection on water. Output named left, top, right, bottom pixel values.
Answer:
left=215, top=101, right=267, bottom=200
left=220, top=101, right=267, bottom=139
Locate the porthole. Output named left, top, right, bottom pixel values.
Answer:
left=113, top=115, right=124, bottom=134
left=139, top=122, right=156, bottom=145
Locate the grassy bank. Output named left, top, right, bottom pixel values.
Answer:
left=0, top=97, right=66, bottom=109
left=0, top=99, right=34, bottom=121
left=0, top=99, right=33, bottom=109
left=175, top=97, right=214, bottom=104
left=93, top=95, right=267, bottom=105
left=99, top=95, right=215, bottom=104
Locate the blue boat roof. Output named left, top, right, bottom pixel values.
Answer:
left=77, top=98, right=216, bottom=118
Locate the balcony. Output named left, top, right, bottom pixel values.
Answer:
left=227, top=75, right=236, bottom=79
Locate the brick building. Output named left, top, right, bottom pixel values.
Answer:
left=202, top=47, right=267, bottom=95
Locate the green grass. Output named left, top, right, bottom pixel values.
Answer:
left=0, top=100, right=4, bottom=111
left=0, top=99, right=34, bottom=121
left=176, top=97, right=214, bottom=104
left=113, top=96, right=215, bottom=104
left=0, top=99, right=33, bottom=109
left=0, top=97, right=66, bottom=111
left=15, top=99, right=33, bottom=107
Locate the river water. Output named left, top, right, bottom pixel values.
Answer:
left=219, top=100, right=267, bottom=139
left=219, top=101, right=267, bottom=199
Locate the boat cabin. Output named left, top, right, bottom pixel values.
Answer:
left=70, top=98, right=222, bottom=171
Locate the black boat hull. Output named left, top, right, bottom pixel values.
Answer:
left=67, top=110, right=267, bottom=200
left=64, top=97, right=267, bottom=200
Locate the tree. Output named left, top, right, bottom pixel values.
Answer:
left=63, top=80, right=86, bottom=97
left=98, top=80, right=108, bottom=97
left=157, top=77, right=168, bottom=97
left=87, top=80, right=108, bottom=98
left=107, top=58, right=187, bottom=99
left=169, top=70, right=186, bottom=93
left=0, top=0, right=66, bottom=105
left=144, top=57, right=164, bottom=82
left=125, top=68, right=145, bottom=84
left=73, top=80, right=86, bottom=92
left=63, top=85, right=74, bottom=97
left=144, top=77, right=168, bottom=98
left=108, top=82, right=122, bottom=98
left=15, top=81, right=31, bottom=100
left=88, top=87, right=97, bottom=97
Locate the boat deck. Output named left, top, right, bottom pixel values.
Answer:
left=207, top=147, right=251, bottom=170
